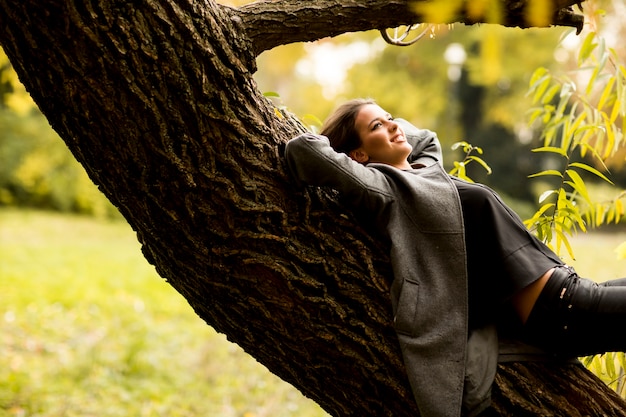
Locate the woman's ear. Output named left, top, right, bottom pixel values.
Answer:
left=349, top=148, right=370, bottom=164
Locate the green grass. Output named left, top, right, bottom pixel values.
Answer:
left=2, top=209, right=626, bottom=416
left=0, top=209, right=328, bottom=417
left=558, top=229, right=626, bottom=283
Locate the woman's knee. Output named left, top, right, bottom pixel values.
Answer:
left=599, top=277, right=626, bottom=287
left=523, top=267, right=626, bottom=355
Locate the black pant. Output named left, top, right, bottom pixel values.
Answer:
left=524, top=265, right=626, bottom=356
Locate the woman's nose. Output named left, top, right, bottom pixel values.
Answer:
left=388, top=120, right=398, bottom=131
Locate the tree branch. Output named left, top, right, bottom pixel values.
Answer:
left=235, top=0, right=586, bottom=56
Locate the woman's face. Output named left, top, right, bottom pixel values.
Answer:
left=351, top=104, right=413, bottom=169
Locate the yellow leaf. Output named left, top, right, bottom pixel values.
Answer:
left=597, top=76, right=615, bottom=111
left=609, top=98, right=621, bottom=123
left=607, top=205, right=615, bottom=224
left=528, top=169, right=563, bottom=178
left=578, top=32, right=598, bottom=66
left=481, top=28, right=501, bottom=85
left=466, top=0, right=490, bottom=21
left=615, top=199, right=624, bottom=216
left=532, top=76, right=552, bottom=105
left=412, top=0, right=464, bottom=23
left=529, top=67, right=549, bottom=88
left=526, top=0, right=551, bottom=27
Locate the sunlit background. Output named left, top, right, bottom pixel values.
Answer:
left=2, top=0, right=626, bottom=415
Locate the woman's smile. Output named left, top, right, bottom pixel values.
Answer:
left=351, top=104, right=413, bottom=169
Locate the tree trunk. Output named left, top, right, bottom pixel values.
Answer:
left=0, top=0, right=623, bottom=415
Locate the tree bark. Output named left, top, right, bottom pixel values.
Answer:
left=0, top=0, right=623, bottom=416
left=236, top=0, right=585, bottom=56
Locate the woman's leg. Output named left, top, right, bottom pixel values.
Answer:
left=511, top=268, right=554, bottom=324
left=600, top=277, right=626, bottom=287
left=524, top=266, right=626, bottom=356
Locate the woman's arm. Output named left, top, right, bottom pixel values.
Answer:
left=396, top=119, right=443, bottom=167
left=284, top=133, right=394, bottom=211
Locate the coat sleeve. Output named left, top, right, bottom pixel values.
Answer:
left=396, top=119, right=443, bottom=168
left=284, top=133, right=394, bottom=213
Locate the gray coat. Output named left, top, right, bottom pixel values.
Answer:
left=284, top=120, right=497, bottom=417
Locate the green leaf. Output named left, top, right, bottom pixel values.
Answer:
left=538, top=190, right=557, bottom=204
left=528, top=68, right=549, bottom=91
left=451, top=141, right=469, bottom=151
left=467, top=156, right=492, bottom=174
left=606, top=204, right=615, bottom=224
left=586, top=63, right=601, bottom=97
left=606, top=352, right=617, bottom=380
left=528, top=170, right=563, bottom=179
left=569, top=162, right=614, bottom=184
left=531, top=146, right=568, bottom=157
left=578, top=32, right=598, bottom=65
left=599, top=114, right=613, bottom=158
left=609, top=98, right=621, bottom=123
left=565, top=168, right=591, bottom=203
left=529, top=67, right=544, bottom=88
left=532, top=75, right=552, bottom=105
left=612, top=197, right=623, bottom=224
left=542, top=84, right=561, bottom=104
left=527, top=107, right=545, bottom=125
left=449, top=160, right=463, bottom=177
left=555, top=228, right=575, bottom=259
left=597, top=76, right=615, bottom=111
left=567, top=110, right=586, bottom=138
left=301, top=113, right=323, bottom=128
left=555, top=91, right=571, bottom=119
left=537, top=200, right=556, bottom=215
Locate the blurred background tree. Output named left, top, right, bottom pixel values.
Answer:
left=252, top=0, right=626, bottom=220
left=0, top=49, right=119, bottom=217
left=3, top=0, right=625, bottom=221
left=254, top=23, right=589, bottom=220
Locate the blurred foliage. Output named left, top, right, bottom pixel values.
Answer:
left=254, top=1, right=626, bottom=214
left=412, top=0, right=553, bottom=28
left=583, top=352, right=626, bottom=399
left=0, top=49, right=33, bottom=115
left=521, top=1, right=626, bottom=395
left=449, top=141, right=492, bottom=182
left=0, top=51, right=119, bottom=218
left=524, top=4, right=626, bottom=257
left=0, top=109, right=119, bottom=217
left=1, top=1, right=624, bottom=221
left=0, top=1, right=604, bottom=218
left=0, top=209, right=328, bottom=417
left=254, top=22, right=579, bottom=209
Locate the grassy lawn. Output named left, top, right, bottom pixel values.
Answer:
left=2, top=209, right=626, bottom=416
left=0, top=209, right=328, bottom=417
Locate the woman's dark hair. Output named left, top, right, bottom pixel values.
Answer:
left=320, top=98, right=376, bottom=154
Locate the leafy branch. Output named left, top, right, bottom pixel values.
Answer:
left=449, top=141, right=492, bottom=182
left=525, top=7, right=626, bottom=397
left=524, top=26, right=626, bottom=257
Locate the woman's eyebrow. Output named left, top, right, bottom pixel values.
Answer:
left=367, top=117, right=380, bottom=128
left=368, top=114, right=392, bottom=128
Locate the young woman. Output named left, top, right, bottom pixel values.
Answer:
left=284, top=98, right=626, bottom=417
